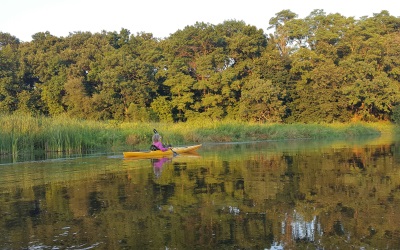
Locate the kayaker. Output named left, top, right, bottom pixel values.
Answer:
left=151, top=133, right=171, bottom=151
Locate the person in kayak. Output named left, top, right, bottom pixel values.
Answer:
left=151, top=133, right=171, bottom=151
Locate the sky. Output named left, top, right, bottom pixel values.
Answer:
left=1, top=0, right=399, bottom=42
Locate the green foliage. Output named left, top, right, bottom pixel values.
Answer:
left=0, top=35, right=21, bottom=113
left=392, top=105, right=400, bottom=124
left=238, top=78, right=286, bottom=122
left=1, top=11, right=400, bottom=123
left=150, top=96, right=173, bottom=122
left=126, top=103, right=152, bottom=122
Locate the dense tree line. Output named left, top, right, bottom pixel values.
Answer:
left=1, top=9, right=400, bottom=123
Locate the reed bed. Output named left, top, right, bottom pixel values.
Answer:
left=165, top=121, right=384, bottom=143
left=0, top=114, right=393, bottom=161
left=0, top=114, right=120, bottom=157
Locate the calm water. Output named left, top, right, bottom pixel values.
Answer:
left=1, top=136, right=400, bottom=249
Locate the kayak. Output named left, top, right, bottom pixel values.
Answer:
left=123, top=144, right=202, bottom=158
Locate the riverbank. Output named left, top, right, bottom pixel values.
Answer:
left=0, top=114, right=396, bottom=158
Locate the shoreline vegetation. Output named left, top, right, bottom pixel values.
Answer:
left=2, top=12, right=400, bottom=126
left=0, top=114, right=397, bottom=161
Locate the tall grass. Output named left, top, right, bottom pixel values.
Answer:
left=0, top=114, right=393, bottom=161
left=0, top=114, right=121, bottom=157
left=170, top=121, right=384, bottom=143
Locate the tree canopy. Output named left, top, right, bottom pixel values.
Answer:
left=1, top=10, right=400, bottom=123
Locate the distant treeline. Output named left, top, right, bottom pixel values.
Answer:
left=1, top=9, right=400, bottom=123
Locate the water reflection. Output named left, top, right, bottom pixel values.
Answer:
left=283, top=211, right=321, bottom=242
left=1, top=137, right=400, bottom=249
left=152, top=157, right=172, bottom=178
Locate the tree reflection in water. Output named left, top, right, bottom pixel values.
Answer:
left=1, top=139, right=400, bottom=249
left=282, top=210, right=322, bottom=242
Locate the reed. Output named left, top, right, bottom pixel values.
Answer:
left=0, top=114, right=394, bottom=161
left=124, top=120, right=385, bottom=147
left=0, top=114, right=120, bottom=157
left=169, top=121, right=383, bottom=143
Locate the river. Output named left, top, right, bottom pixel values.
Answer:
left=1, top=135, right=400, bottom=249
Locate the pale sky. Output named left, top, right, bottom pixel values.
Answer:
left=1, top=0, right=399, bottom=42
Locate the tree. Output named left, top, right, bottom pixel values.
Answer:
left=150, top=96, right=173, bottom=122
left=342, top=71, right=400, bottom=121
left=338, top=12, right=400, bottom=121
left=63, top=77, right=93, bottom=119
left=119, top=32, right=160, bottom=119
left=18, top=31, right=67, bottom=115
left=238, top=78, right=286, bottom=122
left=159, top=22, right=222, bottom=121
left=163, top=73, right=195, bottom=121
left=40, top=73, right=67, bottom=115
left=288, top=48, right=349, bottom=123
left=382, top=33, right=400, bottom=82
left=0, top=32, right=20, bottom=48
left=391, top=105, right=400, bottom=124
left=1, top=11, right=400, bottom=123
left=0, top=33, right=22, bottom=113
left=268, top=9, right=298, bottom=56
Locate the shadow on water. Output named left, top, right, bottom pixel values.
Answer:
left=2, top=135, right=400, bottom=249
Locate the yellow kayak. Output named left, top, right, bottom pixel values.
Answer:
left=123, top=144, right=202, bottom=158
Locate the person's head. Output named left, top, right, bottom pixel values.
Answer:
left=152, top=133, right=161, bottom=143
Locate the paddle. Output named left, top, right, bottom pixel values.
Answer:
left=153, top=129, right=178, bottom=156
